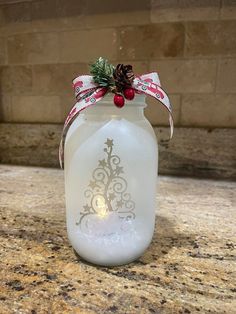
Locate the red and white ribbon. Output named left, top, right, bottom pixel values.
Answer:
left=59, top=72, right=174, bottom=168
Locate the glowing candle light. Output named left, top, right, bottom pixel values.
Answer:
left=96, top=196, right=108, bottom=219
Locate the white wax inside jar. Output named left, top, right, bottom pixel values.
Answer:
left=68, top=213, right=154, bottom=266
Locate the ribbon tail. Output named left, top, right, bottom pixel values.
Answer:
left=59, top=87, right=107, bottom=168
left=132, top=78, right=174, bottom=138
left=169, top=113, right=174, bottom=139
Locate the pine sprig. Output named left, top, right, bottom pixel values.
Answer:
left=90, top=57, right=115, bottom=88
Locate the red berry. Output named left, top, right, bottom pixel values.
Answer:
left=124, top=88, right=135, bottom=100
left=114, top=94, right=125, bottom=108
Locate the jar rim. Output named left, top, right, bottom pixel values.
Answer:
left=101, top=93, right=146, bottom=106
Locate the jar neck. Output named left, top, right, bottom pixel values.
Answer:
left=83, top=94, right=146, bottom=117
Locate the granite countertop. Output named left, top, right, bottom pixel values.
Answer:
left=0, top=165, right=235, bottom=314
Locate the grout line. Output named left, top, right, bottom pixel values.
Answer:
left=178, top=93, right=183, bottom=127
left=215, top=57, right=220, bottom=94
left=183, top=21, right=187, bottom=59
left=4, top=36, right=8, bottom=66
left=116, top=27, right=121, bottom=61
left=219, top=0, right=223, bottom=20
left=3, top=56, right=236, bottom=67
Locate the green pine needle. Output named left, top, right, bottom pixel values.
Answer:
left=90, top=57, right=115, bottom=88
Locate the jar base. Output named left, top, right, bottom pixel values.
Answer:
left=72, top=247, right=148, bottom=267
left=67, top=219, right=155, bottom=266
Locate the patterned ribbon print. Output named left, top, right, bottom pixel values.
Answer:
left=59, top=72, right=174, bottom=168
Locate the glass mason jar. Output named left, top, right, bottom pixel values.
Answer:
left=64, top=94, right=158, bottom=266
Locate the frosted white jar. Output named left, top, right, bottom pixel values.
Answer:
left=64, top=94, right=158, bottom=266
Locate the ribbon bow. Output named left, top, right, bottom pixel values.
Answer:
left=59, top=72, right=173, bottom=168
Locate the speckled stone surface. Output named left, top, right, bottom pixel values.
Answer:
left=0, top=165, right=235, bottom=314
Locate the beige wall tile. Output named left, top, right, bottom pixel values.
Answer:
left=217, top=58, right=236, bottom=93
left=181, top=94, right=236, bottom=127
left=32, top=63, right=88, bottom=95
left=185, top=21, right=236, bottom=57
left=0, top=94, right=12, bottom=121
left=32, top=0, right=150, bottom=26
left=0, top=12, right=149, bottom=37
left=31, top=0, right=85, bottom=21
left=57, top=0, right=86, bottom=18
left=0, top=65, right=32, bottom=94
left=0, top=8, right=6, bottom=27
left=9, top=95, right=62, bottom=123
left=119, top=23, right=184, bottom=60
left=30, top=16, right=85, bottom=34
left=85, top=0, right=150, bottom=14
left=145, top=94, right=180, bottom=126
left=32, top=0, right=148, bottom=21
left=85, top=11, right=150, bottom=29
left=2, top=0, right=84, bottom=24
left=0, top=17, right=84, bottom=37
left=60, top=94, right=76, bottom=121
left=150, top=59, right=217, bottom=93
left=131, top=61, right=149, bottom=74
left=0, top=37, right=7, bottom=65
left=59, top=29, right=117, bottom=63
left=1, top=2, right=31, bottom=24
left=7, top=32, right=60, bottom=64
left=151, top=0, right=220, bottom=22
left=220, top=0, right=236, bottom=19
left=0, top=21, right=34, bottom=37
left=111, top=61, right=149, bottom=75
left=31, top=0, right=58, bottom=21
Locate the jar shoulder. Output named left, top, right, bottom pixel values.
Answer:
left=66, top=114, right=157, bottom=145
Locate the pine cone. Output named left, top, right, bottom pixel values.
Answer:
left=113, top=64, right=134, bottom=92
